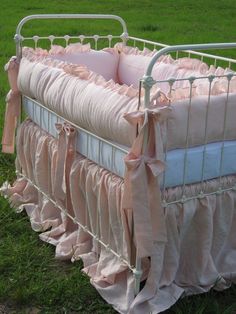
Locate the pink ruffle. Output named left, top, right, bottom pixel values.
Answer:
left=21, top=43, right=236, bottom=106
left=168, top=66, right=236, bottom=100
left=115, top=43, right=236, bottom=98
left=49, top=43, right=91, bottom=55
left=115, top=43, right=211, bottom=72
left=20, top=49, right=167, bottom=101
left=115, top=42, right=174, bottom=61
left=2, top=119, right=236, bottom=314
left=174, top=57, right=209, bottom=73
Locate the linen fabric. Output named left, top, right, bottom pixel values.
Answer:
left=16, top=47, right=236, bottom=151
left=1, top=119, right=236, bottom=314
left=1, top=57, right=21, bottom=153
left=49, top=43, right=119, bottom=82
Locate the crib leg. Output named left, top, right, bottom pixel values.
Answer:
left=134, top=256, right=142, bottom=296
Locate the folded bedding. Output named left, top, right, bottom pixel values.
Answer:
left=17, top=44, right=236, bottom=150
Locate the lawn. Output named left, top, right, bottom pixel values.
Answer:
left=1, top=0, right=236, bottom=313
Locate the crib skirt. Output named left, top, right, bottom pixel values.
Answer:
left=2, top=119, right=236, bottom=314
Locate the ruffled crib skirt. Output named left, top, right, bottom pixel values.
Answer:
left=2, top=119, right=236, bottom=314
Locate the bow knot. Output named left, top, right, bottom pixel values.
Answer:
left=125, top=153, right=165, bottom=178
left=123, top=107, right=168, bottom=259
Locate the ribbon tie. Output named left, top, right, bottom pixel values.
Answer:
left=2, top=57, right=21, bottom=153
left=53, top=122, right=76, bottom=206
left=123, top=106, right=171, bottom=258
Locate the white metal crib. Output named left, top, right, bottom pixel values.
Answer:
left=5, top=14, right=236, bottom=301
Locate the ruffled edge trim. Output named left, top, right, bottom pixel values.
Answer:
left=21, top=47, right=143, bottom=99
left=115, top=42, right=211, bottom=73
left=23, top=42, right=119, bottom=58
left=21, top=46, right=236, bottom=102
left=115, top=42, right=174, bottom=62
left=169, top=67, right=236, bottom=100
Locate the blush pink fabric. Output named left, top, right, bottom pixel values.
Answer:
left=1, top=120, right=236, bottom=313
left=166, top=92, right=236, bottom=150
left=2, top=57, right=21, bottom=153
left=17, top=55, right=142, bottom=147
left=116, top=44, right=209, bottom=93
left=49, top=43, right=119, bottom=82
left=16, top=49, right=236, bottom=151
left=123, top=107, right=171, bottom=258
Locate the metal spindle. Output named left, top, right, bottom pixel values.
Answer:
left=95, top=195, right=101, bottom=255
left=79, top=35, right=85, bottom=44
left=48, top=35, right=55, bottom=48
left=108, top=35, right=113, bottom=48
left=134, top=254, right=142, bottom=296
left=161, top=80, right=173, bottom=206
left=32, top=100, right=35, bottom=122
left=86, top=133, right=89, bottom=157
left=111, top=146, right=115, bottom=173
left=182, top=78, right=194, bottom=200
left=85, top=197, right=90, bottom=233
left=32, top=35, right=39, bottom=48
left=218, top=75, right=232, bottom=186
left=200, top=76, right=213, bottom=193
left=93, top=35, right=99, bottom=50
left=107, top=176, right=112, bottom=250
left=64, top=35, right=70, bottom=46
left=40, top=105, right=42, bottom=129
left=98, top=140, right=101, bottom=165
left=47, top=110, right=50, bottom=134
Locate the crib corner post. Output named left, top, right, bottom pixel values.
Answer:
left=14, top=34, right=22, bottom=62
left=133, top=256, right=143, bottom=296
left=121, top=31, right=129, bottom=45
left=142, top=75, right=156, bottom=108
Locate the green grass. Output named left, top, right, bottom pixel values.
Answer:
left=1, top=0, right=236, bottom=313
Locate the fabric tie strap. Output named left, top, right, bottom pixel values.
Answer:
left=123, top=106, right=171, bottom=258
left=53, top=123, right=76, bottom=205
left=2, top=57, right=21, bottom=154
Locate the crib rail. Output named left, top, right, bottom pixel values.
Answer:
left=142, top=43, right=236, bottom=106
left=14, top=14, right=128, bottom=59
left=140, top=45, right=236, bottom=207
left=128, top=36, right=236, bottom=68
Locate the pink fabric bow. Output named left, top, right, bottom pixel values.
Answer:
left=123, top=106, right=171, bottom=258
left=2, top=57, right=21, bottom=153
left=53, top=123, right=76, bottom=208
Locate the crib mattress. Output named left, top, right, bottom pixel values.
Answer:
left=23, top=96, right=236, bottom=188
